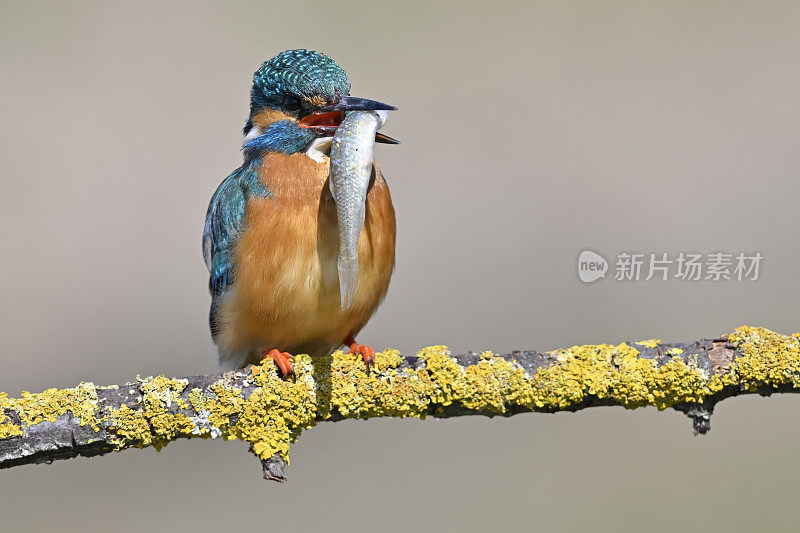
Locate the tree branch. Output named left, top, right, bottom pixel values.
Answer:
left=1, top=326, right=798, bottom=481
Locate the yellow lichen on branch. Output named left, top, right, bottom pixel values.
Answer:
left=1, top=326, right=800, bottom=471
left=728, top=326, right=800, bottom=390
left=0, top=382, right=100, bottom=439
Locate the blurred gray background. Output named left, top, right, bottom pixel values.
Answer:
left=1, top=1, right=799, bottom=531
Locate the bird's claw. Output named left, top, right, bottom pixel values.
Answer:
left=263, top=349, right=295, bottom=380
left=346, top=338, right=376, bottom=374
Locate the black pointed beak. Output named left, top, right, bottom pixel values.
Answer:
left=299, top=96, right=400, bottom=144
left=319, top=95, right=397, bottom=112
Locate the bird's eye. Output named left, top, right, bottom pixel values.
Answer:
left=282, top=96, right=302, bottom=114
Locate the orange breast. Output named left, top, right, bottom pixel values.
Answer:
left=216, top=152, right=395, bottom=364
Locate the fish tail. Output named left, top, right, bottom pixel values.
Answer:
left=338, top=258, right=359, bottom=310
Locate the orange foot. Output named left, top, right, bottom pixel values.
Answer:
left=262, top=349, right=294, bottom=380
left=345, top=336, right=376, bottom=374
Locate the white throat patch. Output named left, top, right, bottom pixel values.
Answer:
left=306, top=137, right=333, bottom=163
left=242, top=125, right=263, bottom=146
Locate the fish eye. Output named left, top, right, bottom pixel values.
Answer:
left=282, top=96, right=302, bottom=114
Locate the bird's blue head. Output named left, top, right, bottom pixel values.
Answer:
left=250, top=49, right=351, bottom=114
left=243, top=49, right=397, bottom=156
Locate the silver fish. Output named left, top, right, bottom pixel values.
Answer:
left=329, top=110, right=388, bottom=310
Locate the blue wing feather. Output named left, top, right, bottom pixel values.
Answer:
left=203, top=157, right=270, bottom=339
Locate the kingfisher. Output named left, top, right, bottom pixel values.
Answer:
left=202, top=49, right=398, bottom=376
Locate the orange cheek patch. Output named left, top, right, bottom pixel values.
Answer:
left=251, top=109, right=296, bottom=129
